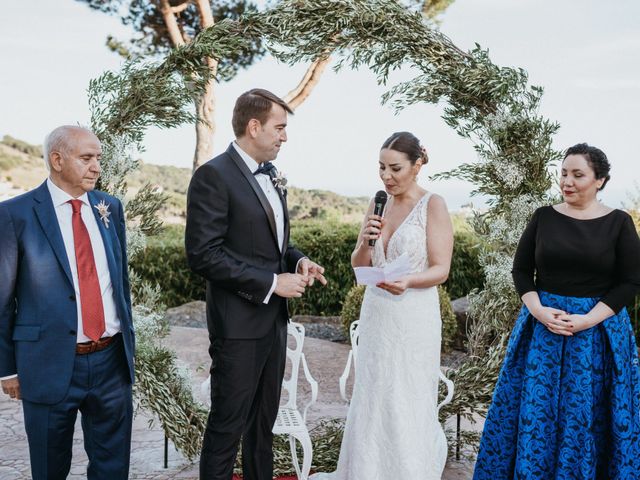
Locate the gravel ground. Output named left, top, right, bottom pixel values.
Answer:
left=298, top=322, right=346, bottom=342
left=290, top=315, right=346, bottom=343
left=164, top=303, right=349, bottom=343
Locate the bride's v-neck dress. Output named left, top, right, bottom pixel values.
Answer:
left=311, top=193, right=447, bottom=480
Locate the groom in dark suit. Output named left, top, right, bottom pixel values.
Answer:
left=186, top=88, right=326, bottom=480
left=0, top=126, right=135, bottom=479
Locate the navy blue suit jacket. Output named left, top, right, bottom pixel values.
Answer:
left=0, top=181, right=135, bottom=404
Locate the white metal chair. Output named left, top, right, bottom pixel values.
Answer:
left=338, top=320, right=360, bottom=403
left=338, top=320, right=454, bottom=412
left=200, top=321, right=318, bottom=480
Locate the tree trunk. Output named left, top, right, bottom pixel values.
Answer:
left=191, top=0, right=217, bottom=172
left=284, top=57, right=331, bottom=111
left=159, top=0, right=187, bottom=45
left=193, top=61, right=217, bottom=172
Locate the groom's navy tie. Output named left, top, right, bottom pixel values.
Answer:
left=253, top=162, right=276, bottom=177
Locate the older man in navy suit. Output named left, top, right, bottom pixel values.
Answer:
left=0, top=126, right=135, bottom=479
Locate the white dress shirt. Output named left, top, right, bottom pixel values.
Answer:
left=47, top=178, right=122, bottom=342
left=232, top=142, right=285, bottom=303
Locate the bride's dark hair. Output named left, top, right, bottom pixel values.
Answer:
left=381, top=131, right=428, bottom=165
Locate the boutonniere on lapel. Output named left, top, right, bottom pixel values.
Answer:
left=94, top=200, right=111, bottom=228
left=272, top=170, right=288, bottom=196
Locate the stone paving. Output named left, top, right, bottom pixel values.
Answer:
left=0, top=325, right=476, bottom=479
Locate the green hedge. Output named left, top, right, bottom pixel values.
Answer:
left=130, top=222, right=360, bottom=314
left=131, top=223, right=484, bottom=314
left=340, top=285, right=365, bottom=336
left=445, top=229, right=484, bottom=299
left=288, top=222, right=359, bottom=315
left=130, top=224, right=204, bottom=307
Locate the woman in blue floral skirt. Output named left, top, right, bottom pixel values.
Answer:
left=474, top=143, right=640, bottom=479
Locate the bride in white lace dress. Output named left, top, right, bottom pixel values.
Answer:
left=311, top=132, right=453, bottom=480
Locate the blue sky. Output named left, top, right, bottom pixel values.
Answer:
left=1, top=0, right=639, bottom=209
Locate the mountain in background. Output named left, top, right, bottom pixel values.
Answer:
left=0, top=135, right=369, bottom=223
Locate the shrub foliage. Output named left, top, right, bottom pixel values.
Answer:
left=445, top=230, right=484, bottom=299
left=132, top=223, right=483, bottom=315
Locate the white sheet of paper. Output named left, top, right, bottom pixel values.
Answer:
left=353, top=253, right=413, bottom=286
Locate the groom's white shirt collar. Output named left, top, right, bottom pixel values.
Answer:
left=232, top=142, right=262, bottom=175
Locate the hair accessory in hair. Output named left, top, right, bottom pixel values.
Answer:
left=420, top=145, right=428, bottom=161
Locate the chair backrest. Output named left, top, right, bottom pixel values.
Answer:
left=280, top=321, right=306, bottom=410
left=349, top=320, right=360, bottom=365
left=348, top=320, right=454, bottom=412
left=200, top=321, right=309, bottom=410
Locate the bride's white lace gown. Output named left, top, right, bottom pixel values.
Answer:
left=311, top=193, right=447, bottom=480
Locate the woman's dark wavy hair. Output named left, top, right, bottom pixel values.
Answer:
left=381, top=131, right=428, bottom=165
left=564, top=143, right=611, bottom=191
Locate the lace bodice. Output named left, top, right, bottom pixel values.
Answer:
left=372, top=192, right=432, bottom=273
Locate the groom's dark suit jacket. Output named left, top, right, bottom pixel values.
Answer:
left=185, top=144, right=304, bottom=339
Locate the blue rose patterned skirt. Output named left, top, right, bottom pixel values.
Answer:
left=473, top=291, right=640, bottom=480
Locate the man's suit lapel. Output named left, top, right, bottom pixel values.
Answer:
left=87, top=191, right=121, bottom=290
left=32, top=182, right=74, bottom=288
left=226, top=144, right=281, bottom=251
left=278, top=188, right=290, bottom=254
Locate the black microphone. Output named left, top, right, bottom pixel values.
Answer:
left=369, top=190, right=388, bottom=247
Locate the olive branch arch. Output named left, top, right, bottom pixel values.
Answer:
left=89, top=0, right=560, bottom=468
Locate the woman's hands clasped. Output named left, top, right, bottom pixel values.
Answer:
left=530, top=306, right=574, bottom=336
left=531, top=306, right=611, bottom=337
left=555, top=313, right=598, bottom=334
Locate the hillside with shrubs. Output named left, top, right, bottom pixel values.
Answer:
left=0, top=135, right=369, bottom=223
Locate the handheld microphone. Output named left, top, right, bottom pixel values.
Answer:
left=369, top=190, right=388, bottom=247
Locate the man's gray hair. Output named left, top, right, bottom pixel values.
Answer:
left=43, top=125, right=94, bottom=172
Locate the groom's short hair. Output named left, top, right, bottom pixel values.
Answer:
left=232, top=88, right=293, bottom=138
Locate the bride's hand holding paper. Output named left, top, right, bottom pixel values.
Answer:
left=353, top=253, right=413, bottom=294
left=376, top=277, right=412, bottom=295
left=376, top=254, right=413, bottom=295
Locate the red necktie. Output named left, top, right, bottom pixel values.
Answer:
left=69, top=200, right=105, bottom=342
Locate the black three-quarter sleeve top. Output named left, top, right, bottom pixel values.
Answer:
left=512, top=206, right=640, bottom=313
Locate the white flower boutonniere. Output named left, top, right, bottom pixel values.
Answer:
left=94, top=200, right=111, bottom=228
left=272, top=170, right=288, bottom=195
